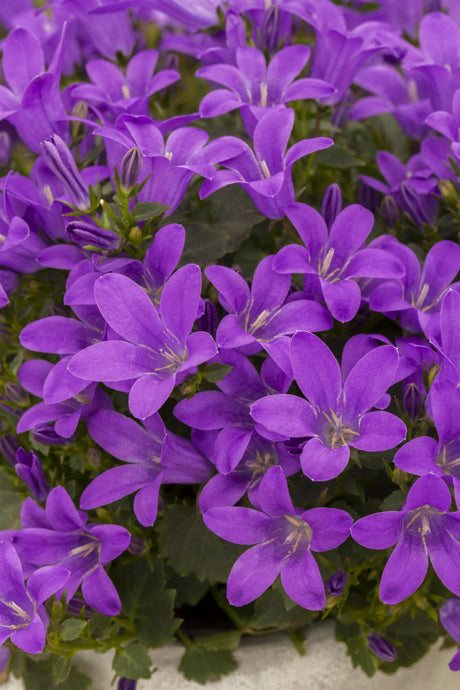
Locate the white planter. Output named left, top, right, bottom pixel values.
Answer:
left=2, top=622, right=458, bottom=690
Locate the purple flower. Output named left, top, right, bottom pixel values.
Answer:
left=199, top=107, right=333, bottom=219
left=251, top=332, right=406, bottom=481
left=351, top=473, right=460, bottom=604
left=11, top=487, right=130, bottom=615
left=439, top=598, right=460, bottom=671
left=14, top=448, right=50, bottom=501
left=197, top=45, right=335, bottom=134
left=273, top=201, right=404, bottom=322
left=68, top=268, right=216, bottom=419
left=0, top=541, right=69, bottom=654
left=325, top=569, right=348, bottom=596
left=81, top=409, right=211, bottom=526
left=40, top=135, right=90, bottom=211
left=367, top=633, right=397, bottom=662
left=203, top=466, right=352, bottom=608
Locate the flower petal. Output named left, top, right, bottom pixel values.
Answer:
left=281, top=550, right=325, bottom=610
left=226, top=541, right=281, bottom=606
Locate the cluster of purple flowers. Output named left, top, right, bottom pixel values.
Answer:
left=1, top=0, right=460, bottom=682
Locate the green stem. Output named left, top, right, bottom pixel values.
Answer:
left=288, top=629, right=307, bottom=657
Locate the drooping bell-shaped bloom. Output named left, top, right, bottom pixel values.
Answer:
left=251, top=332, right=406, bottom=481
left=197, top=45, right=335, bottom=135
left=10, top=487, right=130, bottom=615
left=0, top=541, right=69, bottom=654
left=80, top=409, right=211, bottom=526
left=199, top=107, right=333, bottom=219
left=68, top=268, right=217, bottom=419
left=351, top=473, right=460, bottom=604
left=439, top=598, right=460, bottom=671
left=203, top=466, right=352, bottom=609
left=273, top=201, right=404, bottom=322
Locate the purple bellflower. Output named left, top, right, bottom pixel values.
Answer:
left=40, top=135, right=91, bottom=211
left=67, top=50, right=180, bottom=119
left=273, top=201, right=404, bottom=322
left=80, top=409, right=211, bottom=526
left=199, top=107, right=333, bottom=219
left=0, top=541, right=69, bottom=654
left=68, top=268, right=216, bottom=419
left=10, top=487, right=130, bottom=615
left=197, top=45, right=335, bottom=135
left=205, top=255, right=332, bottom=375
left=203, top=466, right=352, bottom=609
left=251, top=332, right=406, bottom=482
left=351, top=473, right=460, bottom=604
left=394, top=379, right=460, bottom=504
left=439, top=598, right=460, bottom=671
left=174, top=350, right=292, bottom=474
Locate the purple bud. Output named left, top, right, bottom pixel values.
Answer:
left=15, top=448, right=50, bottom=501
left=66, top=219, right=121, bottom=250
left=367, top=633, right=397, bottom=662
left=321, top=184, right=342, bottom=229
left=32, top=424, right=74, bottom=446
left=40, top=134, right=90, bottom=210
left=67, top=596, right=96, bottom=617
left=399, top=182, right=431, bottom=227
left=0, top=131, right=12, bottom=166
left=381, top=195, right=399, bottom=229
left=402, top=382, right=423, bottom=421
left=261, top=7, right=281, bottom=54
left=0, top=434, right=20, bottom=465
left=283, top=436, right=309, bottom=455
left=4, top=382, right=29, bottom=405
left=196, top=299, right=218, bottom=337
left=325, top=569, right=348, bottom=596
left=162, top=53, right=179, bottom=72
left=120, top=147, right=142, bottom=194
left=358, top=182, right=380, bottom=213
left=117, top=680, right=137, bottom=690
left=128, top=536, right=147, bottom=556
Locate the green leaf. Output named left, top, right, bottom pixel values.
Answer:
left=22, top=658, right=91, bottom=690
left=0, top=467, right=21, bottom=529
left=157, top=503, right=244, bottom=582
left=196, top=630, right=242, bottom=651
left=112, top=643, right=151, bottom=680
left=379, top=490, right=406, bottom=511
left=132, top=202, right=169, bottom=221
left=316, top=146, right=365, bottom=169
left=201, top=363, right=233, bottom=383
left=111, top=558, right=181, bottom=646
left=60, top=619, right=87, bottom=641
left=180, top=186, right=262, bottom=265
left=248, top=588, right=316, bottom=631
left=165, top=568, right=210, bottom=607
left=88, top=613, right=113, bottom=639
left=53, top=657, right=71, bottom=685
left=179, top=647, right=237, bottom=684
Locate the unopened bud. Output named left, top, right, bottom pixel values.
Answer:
left=325, top=569, right=348, bottom=596
left=66, top=219, right=121, bottom=251
left=15, top=447, right=50, bottom=501
left=0, top=434, right=20, bottom=465
left=321, top=184, right=342, bottom=229
left=261, top=6, right=281, bottom=54
left=381, top=195, right=399, bottom=229
left=402, top=381, right=423, bottom=421
left=4, top=382, right=29, bottom=406
left=0, top=131, right=12, bottom=166
left=86, top=448, right=102, bottom=468
left=117, top=679, right=137, bottom=690
left=196, top=299, right=218, bottom=337
left=162, top=53, right=179, bottom=72
left=40, top=134, right=89, bottom=210
left=71, top=101, right=89, bottom=139
left=358, top=182, right=380, bottom=213
left=367, top=633, right=397, bottom=662
left=120, top=147, right=142, bottom=194
left=128, top=536, right=147, bottom=556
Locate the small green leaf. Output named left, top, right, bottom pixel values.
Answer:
left=112, top=643, right=152, bottom=680
left=53, top=657, right=71, bottom=685
left=196, top=630, right=242, bottom=651
left=179, top=647, right=237, bottom=685
left=157, top=504, right=244, bottom=582
left=202, top=363, right=233, bottom=383
left=88, top=613, right=112, bottom=639
left=132, top=202, right=169, bottom=221
left=316, top=146, right=365, bottom=169
left=22, top=657, right=91, bottom=690
left=60, top=619, right=87, bottom=641
left=379, top=490, right=406, bottom=512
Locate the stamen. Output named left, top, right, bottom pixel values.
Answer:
left=259, top=82, right=268, bottom=108
left=122, top=85, right=131, bottom=99
left=260, top=160, right=271, bottom=178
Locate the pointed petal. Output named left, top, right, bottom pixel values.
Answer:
left=11, top=613, right=45, bottom=654
left=82, top=565, right=121, bottom=615
left=300, top=438, right=350, bottom=481
left=284, top=202, right=328, bottom=253
left=353, top=411, right=407, bottom=452
left=351, top=512, right=402, bottom=549
left=80, top=465, right=158, bottom=509
left=3, top=28, right=44, bottom=96
left=253, top=107, right=294, bottom=173
left=405, top=473, right=452, bottom=512
left=133, top=472, right=163, bottom=526
left=321, top=278, right=362, bottom=323
left=379, top=531, right=428, bottom=604
left=394, top=437, right=439, bottom=476
left=160, top=264, right=201, bottom=340
left=303, top=507, right=352, bottom=551
left=285, top=137, right=333, bottom=168
left=290, top=332, right=342, bottom=410
left=203, top=506, right=272, bottom=545
left=27, top=566, right=70, bottom=606
left=227, top=542, right=281, bottom=606
left=214, top=426, right=253, bottom=474
left=46, top=487, right=85, bottom=531
left=68, top=341, right=154, bottom=381
left=128, top=375, right=175, bottom=419
left=343, top=346, right=399, bottom=418
left=205, top=265, right=250, bottom=314
left=266, top=45, right=311, bottom=102
left=89, top=525, right=130, bottom=562
left=250, top=394, right=315, bottom=438
left=88, top=409, right=162, bottom=463
left=257, top=466, right=295, bottom=516
left=281, top=550, right=325, bottom=610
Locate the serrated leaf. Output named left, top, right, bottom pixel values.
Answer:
left=111, top=558, right=181, bottom=646
left=113, top=644, right=151, bottom=680
left=88, top=613, right=112, bottom=639
left=22, top=658, right=91, bottom=690
left=196, top=630, right=242, bottom=651
left=165, top=568, right=210, bottom=607
left=248, top=588, right=315, bottom=631
left=53, top=657, right=71, bottom=685
left=132, top=202, right=169, bottom=221
left=60, top=619, right=87, bottom=641
left=179, top=647, right=237, bottom=684
left=157, top=504, right=244, bottom=582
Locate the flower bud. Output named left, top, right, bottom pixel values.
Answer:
left=367, top=633, right=397, bottom=662
left=0, top=131, right=12, bottom=166
left=381, top=195, right=399, bottom=229
left=15, top=448, right=50, bottom=501
left=4, top=382, right=29, bottom=406
left=40, top=134, right=90, bottom=210
left=0, top=434, right=20, bottom=465
left=66, top=219, right=121, bottom=251
left=120, top=147, right=142, bottom=194
left=325, top=569, right=348, bottom=596
left=128, top=536, right=147, bottom=556
left=32, top=424, right=73, bottom=446
left=118, top=679, right=137, bottom=690
left=321, top=184, right=342, bottom=229
left=196, top=299, right=218, bottom=337
left=162, top=53, right=179, bottom=72
left=399, top=182, right=432, bottom=228
left=402, top=382, right=423, bottom=421
left=71, top=101, right=89, bottom=139
left=261, top=7, right=281, bottom=54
